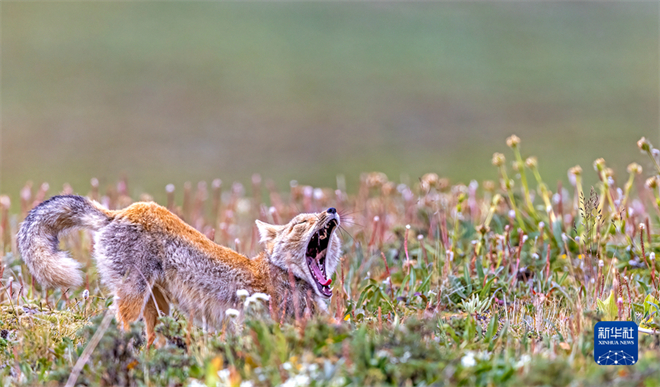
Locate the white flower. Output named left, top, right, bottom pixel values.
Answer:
left=538, top=221, right=545, bottom=229
left=651, top=253, right=656, bottom=261
left=521, top=235, right=528, bottom=244
left=461, top=352, right=476, bottom=368
left=508, top=210, right=516, bottom=220
left=225, top=308, right=240, bottom=318
left=251, top=292, right=271, bottom=301
left=240, top=382, right=254, bottom=387
left=218, top=368, right=231, bottom=382
left=81, top=289, right=89, bottom=300
left=244, top=293, right=271, bottom=308
left=515, top=354, right=531, bottom=368
left=236, top=289, right=250, bottom=299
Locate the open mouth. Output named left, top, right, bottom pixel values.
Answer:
left=306, top=219, right=337, bottom=297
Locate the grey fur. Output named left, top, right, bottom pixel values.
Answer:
left=17, top=195, right=110, bottom=289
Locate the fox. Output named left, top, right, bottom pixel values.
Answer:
left=17, top=195, right=341, bottom=346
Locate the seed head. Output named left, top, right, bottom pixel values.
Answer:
left=420, top=173, right=440, bottom=191
left=568, top=165, right=582, bottom=176
left=593, top=158, right=606, bottom=172
left=525, top=156, right=538, bottom=168
left=492, top=153, right=506, bottom=167
left=604, top=168, right=614, bottom=178
left=638, top=137, right=652, bottom=152
left=646, top=176, right=658, bottom=189
left=627, top=162, right=642, bottom=175
left=483, top=180, right=495, bottom=192
left=506, top=135, right=521, bottom=148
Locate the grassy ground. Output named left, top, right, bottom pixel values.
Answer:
left=1, top=136, right=660, bottom=385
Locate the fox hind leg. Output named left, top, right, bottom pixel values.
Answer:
left=144, top=286, right=170, bottom=348
left=115, top=291, right=148, bottom=331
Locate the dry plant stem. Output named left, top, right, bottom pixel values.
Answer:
left=511, top=234, right=523, bottom=286
left=545, top=244, right=551, bottom=281
left=643, top=148, right=660, bottom=175
left=404, top=226, right=411, bottom=275
left=65, top=307, right=115, bottom=387
left=639, top=226, right=658, bottom=292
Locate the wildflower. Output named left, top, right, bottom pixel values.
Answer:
left=515, top=354, right=531, bottom=368
left=521, top=235, right=528, bottom=244
left=461, top=352, right=477, bottom=368
left=251, top=293, right=271, bottom=302
left=81, top=289, right=89, bottom=300
left=538, top=221, right=545, bottom=229
left=506, top=135, right=521, bottom=148
left=365, top=172, right=388, bottom=188
left=638, top=137, right=652, bottom=152
left=492, top=153, right=506, bottom=167
left=236, top=289, right=249, bottom=299
left=508, top=209, right=516, bottom=220
left=562, top=254, right=567, bottom=259
left=568, top=165, right=582, bottom=176
left=525, top=156, right=537, bottom=168
left=420, top=173, right=440, bottom=191
left=646, top=177, right=658, bottom=189
left=627, top=163, right=642, bottom=175
left=599, top=260, right=604, bottom=267
left=593, top=158, right=606, bottom=172
left=651, top=253, right=656, bottom=261
left=225, top=308, right=240, bottom=318
left=245, top=293, right=271, bottom=308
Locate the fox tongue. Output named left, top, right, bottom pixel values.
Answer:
left=310, top=259, right=332, bottom=286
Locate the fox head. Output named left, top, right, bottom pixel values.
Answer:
left=256, top=208, right=341, bottom=299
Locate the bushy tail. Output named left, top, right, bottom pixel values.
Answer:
left=17, top=195, right=111, bottom=289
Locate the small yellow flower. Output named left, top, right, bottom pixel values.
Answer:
left=562, top=254, right=567, bottom=259
left=578, top=254, right=583, bottom=259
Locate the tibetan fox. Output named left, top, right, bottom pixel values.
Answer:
left=18, top=195, right=341, bottom=346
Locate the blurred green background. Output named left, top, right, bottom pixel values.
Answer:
left=3, top=2, right=658, bottom=202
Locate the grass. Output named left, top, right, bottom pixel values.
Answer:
left=2, top=135, right=660, bottom=386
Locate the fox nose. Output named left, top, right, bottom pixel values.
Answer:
left=327, top=207, right=337, bottom=215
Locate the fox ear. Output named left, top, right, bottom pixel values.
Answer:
left=255, top=220, right=282, bottom=244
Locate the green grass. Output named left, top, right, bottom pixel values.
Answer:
left=2, top=135, right=660, bottom=385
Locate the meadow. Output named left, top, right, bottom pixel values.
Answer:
left=0, top=135, right=659, bottom=386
